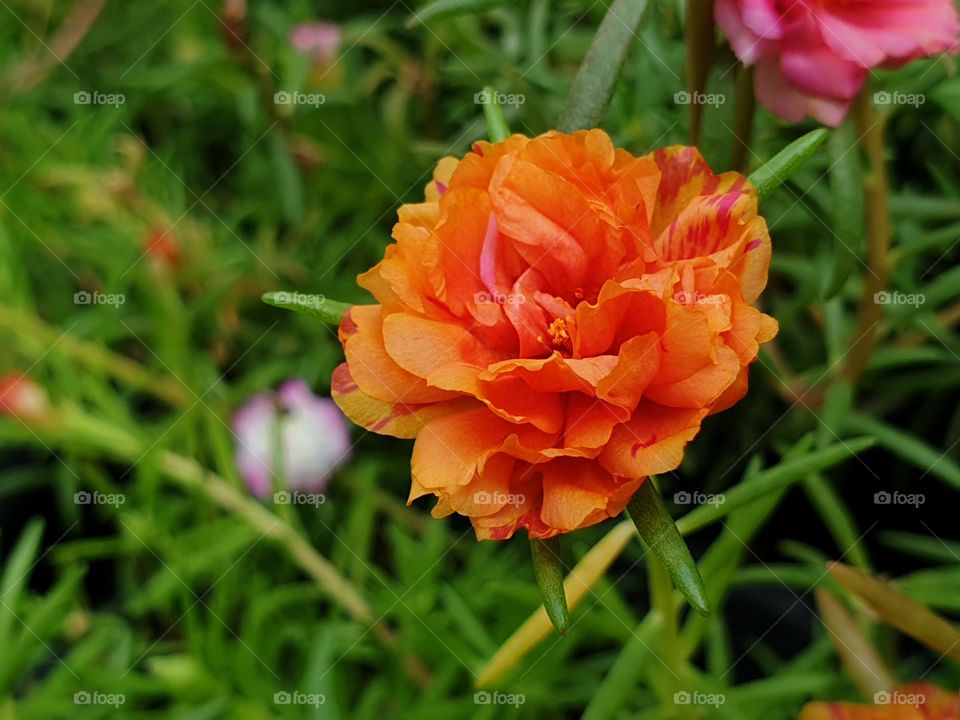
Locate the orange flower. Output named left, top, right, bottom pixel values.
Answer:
left=800, top=684, right=960, bottom=719
left=332, top=130, right=777, bottom=540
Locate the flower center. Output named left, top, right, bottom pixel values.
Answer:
left=545, top=316, right=574, bottom=352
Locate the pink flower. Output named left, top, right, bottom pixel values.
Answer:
left=715, top=0, right=959, bottom=126
left=289, top=22, right=342, bottom=65
left=232, top=379, right=352, bottom=498
left=0, top=373, right=50, bottom=424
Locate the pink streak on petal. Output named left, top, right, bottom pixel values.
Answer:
left=480, top=211, right=499, bottom=295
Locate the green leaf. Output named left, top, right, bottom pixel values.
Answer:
left=626, top=479, right=710, bottom=617
left=749, top=129, right=830, bottom=201
left=268, top=132, right=304, bottom=224
left=846, top=412, right=960, bottom=491
left=822, top=122, right=864, bottom=298
left=530, top=538, right=569, bottom=634
left=405, top=0, right=512, bottom=28
left=0, top=520, right=44, bottom=653
left=480, top=87, right=511, bottom=142
left=261, top=291, right=350, bottom=325
left=557, top=0, right=652, bottom=132
left=807, top=382, right=870, bottom=570
left=5, top=565, right=85, bottom=690
left=677, top=436, right=876, bottom=535
left=830, top=562, right=960, bottom=662
left=880, top=531, right=960, bottom=564
left=803, top=473, right=870, bottom=571
left=817, top=381, right=853, bottom=449
left=582, top=613, right=661, bottom=720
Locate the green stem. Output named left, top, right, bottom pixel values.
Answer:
left=842, top=88, right=890, bottom=384
left=730, top=64, right=755, bottom=172
left=481, top=86, right=511, bottom=142
left=685, top=0, right=715, bottom=146
left=649, top=553, right=689, bottom=717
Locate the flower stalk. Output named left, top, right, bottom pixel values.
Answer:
left=842, top=88, right=891, bottom=384
left=685, top=0, right=715, bottom=145
left=481, top=85, right=511, bottom=142
left=730, top=64, right=755, bottom=172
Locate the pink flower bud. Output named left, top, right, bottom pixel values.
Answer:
left=0, top=373, right=50, bottom=424
left=231, top=379, right=352, bottom=498
left=289, top=22, right=342, bottom=65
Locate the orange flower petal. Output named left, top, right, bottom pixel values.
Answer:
left=599, top=402, right=708, bottom=479
left=331, top=363, right=461, bottom=439
left=341, top=305, right=456, bottom=404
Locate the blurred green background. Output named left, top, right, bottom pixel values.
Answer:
left=1, top=0, right=960, bottom=718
